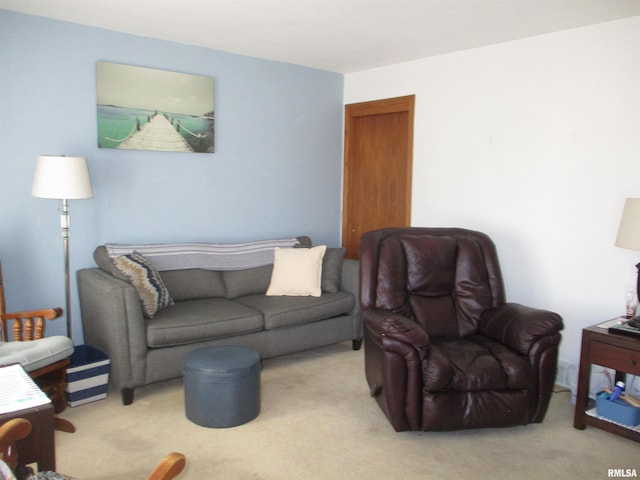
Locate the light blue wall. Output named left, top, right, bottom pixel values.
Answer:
left=0, top=10, right=345, bottom=342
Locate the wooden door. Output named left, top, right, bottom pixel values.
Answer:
left=342, top=95, right=414, bottom=259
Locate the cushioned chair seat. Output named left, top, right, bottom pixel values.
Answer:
left=0, top=336, right=74, bottom=372
left=424, top=336, right=531, bottom=392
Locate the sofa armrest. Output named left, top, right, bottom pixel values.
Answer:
left=341, top=258, right=362, bottom=341
left=340, top=259, right=358, bottom=298
left=478, top=302, right=563, bottom=356
left=341, top=258, right=361, bottom=317
left=77, top=268, right=148, bottom=393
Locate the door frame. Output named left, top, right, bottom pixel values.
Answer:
left=341, top=95, right=415, bottom=255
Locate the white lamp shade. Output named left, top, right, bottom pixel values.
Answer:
left=615, top=198, right=640, bottom=251
left=32, top=155, right=93, bottom=199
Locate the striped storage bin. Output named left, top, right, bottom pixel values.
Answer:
left=65, top=345, right=110, bottom=407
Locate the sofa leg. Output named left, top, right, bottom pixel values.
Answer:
left=352, top=338, right=363, bottom=350
left=121, top=388, right=135, bottom=405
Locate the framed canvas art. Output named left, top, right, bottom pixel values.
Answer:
left=96, top=62, right=215, bottom=153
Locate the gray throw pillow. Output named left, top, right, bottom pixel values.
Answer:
left=160, top=269, right=226, bottom=301
left=94, top=246, right=128, bottom=280
left=224, top=264, right=274, bottom=299
left=321, top=247, right=346, bottom=293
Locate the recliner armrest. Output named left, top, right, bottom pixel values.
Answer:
left=363, top=309, right=428, bottom=431
left=478, top=302, right=563, bottom=356
left=364, top=309, right=430, bottom=357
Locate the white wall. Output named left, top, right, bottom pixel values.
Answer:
left=344, top=17, right=640, bottom=369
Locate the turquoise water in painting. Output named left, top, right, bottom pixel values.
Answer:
left=97, top=105, right=215, bottom=153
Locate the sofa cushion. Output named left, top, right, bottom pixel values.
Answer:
left=266, top=245, right=327, bottom=297
left=161, top=269, right=226, bottom=301
left=146, top=298, right=264, bottom=347
left=321, top=247, right=346, bottom=293
left=113, top=251, right=174, bottom=318
left=235, top=291, right=354, bottom=330
left=223, top=264, right=273, bottom=299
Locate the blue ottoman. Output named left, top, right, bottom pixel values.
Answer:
left=184, top=346, right=261, bottom=428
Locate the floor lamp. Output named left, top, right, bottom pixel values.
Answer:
left=615, top=197, right=640, bottom=319
left=32, top=155, right=93, bottom=341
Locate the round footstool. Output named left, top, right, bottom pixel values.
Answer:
left=184, top=345, right=261, bottom=428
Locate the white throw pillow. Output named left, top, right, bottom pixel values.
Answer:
left=266, top=245, right=327, bottom=297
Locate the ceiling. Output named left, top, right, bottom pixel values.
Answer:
left=2, top=0, right=640, bottom=73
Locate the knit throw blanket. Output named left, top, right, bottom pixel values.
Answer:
left=104, top=237, right=301, bottom=271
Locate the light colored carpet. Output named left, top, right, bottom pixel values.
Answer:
left=55, top=343, right=639, bottom=479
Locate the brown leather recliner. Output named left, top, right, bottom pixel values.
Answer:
left=360, top=227, right=563, bottom=432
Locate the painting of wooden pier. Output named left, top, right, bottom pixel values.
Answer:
left=97, top=62, right=214, bottom=153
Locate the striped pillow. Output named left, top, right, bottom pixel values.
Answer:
left=114, top=251, right=174, bottom=318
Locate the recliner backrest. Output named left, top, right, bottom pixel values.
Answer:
left=361, top=227, right=506, bottom=337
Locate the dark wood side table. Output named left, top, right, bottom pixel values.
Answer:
left=573, top=322, right=640, bottom=442
left=0, top=402, right=56, bottom=471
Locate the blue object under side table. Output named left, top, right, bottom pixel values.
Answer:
left=184, top=345, right=261, bottom=428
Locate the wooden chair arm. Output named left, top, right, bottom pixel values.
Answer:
left=1, top=307, right=63, bottom=322
left=147, top=452, right=186, bottom=480
left=1, top=307, right=63, bottom=341
left=0, top=418, right=32, bottom=471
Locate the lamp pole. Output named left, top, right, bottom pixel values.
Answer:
left=32, top=155, right=93, bottom=342
left=61, top=198, right=72, bottom=339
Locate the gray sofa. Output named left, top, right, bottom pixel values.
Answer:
left=77, top=237, right=362, bottom=405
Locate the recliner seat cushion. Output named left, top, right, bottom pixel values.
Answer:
left=423, top=336, right=531, bottom=392
left=235, top=292, right=354, bottom=330
left=146, top=298, right=264, bottom=347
